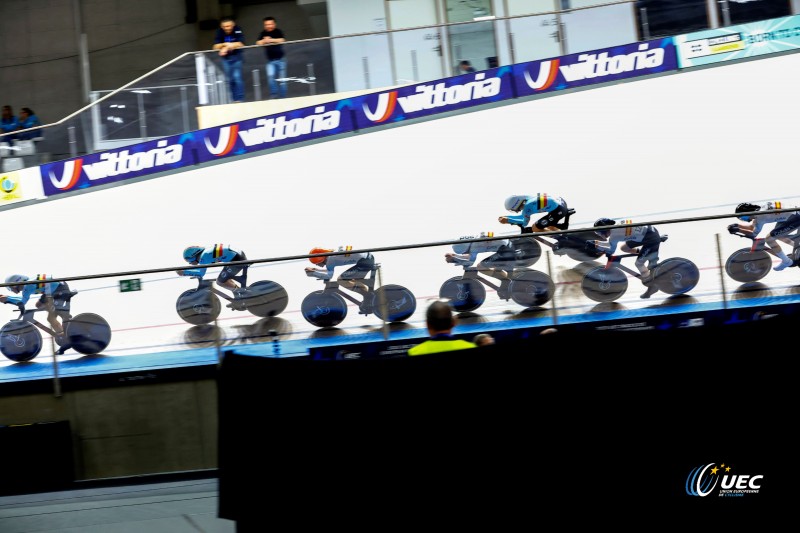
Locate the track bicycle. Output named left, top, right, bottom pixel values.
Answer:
left=176, top=266, right=288, bottom=325
left=301, top=263, right=416, bottom=328
left=725, top=227, right=800, bottom=283
left=0, top=293, right=111, bottom=362
left=580, top=236, right=700, bottom=303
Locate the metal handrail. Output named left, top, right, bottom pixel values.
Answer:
left=0, top=205, right=790, bottom=290
left=0, top=1, right=637, bottom=142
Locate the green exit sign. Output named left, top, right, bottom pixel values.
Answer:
left=119, top=279, right=142, bottom=292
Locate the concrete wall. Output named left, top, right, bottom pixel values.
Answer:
left=0, top=1, right=327, bottom=131
left=0, top=379, right=218, bottom=480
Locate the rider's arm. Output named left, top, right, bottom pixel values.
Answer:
left=506, top=212, right=531, bottom=227
left=306, top=265, right=334, bottom=280
left=5, top=285, right=33, bottom=306
left=181, top=266, right=208, bottom=277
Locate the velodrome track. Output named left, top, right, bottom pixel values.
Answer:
left=2, top=51, right=800, bottom=382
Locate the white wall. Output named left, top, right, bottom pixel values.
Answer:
left=3, top=51, right=800, bottom=330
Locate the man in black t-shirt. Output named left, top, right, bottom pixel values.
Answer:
left=213, top=17, right=246, bottom=102
left=256, top=16, right=287, bottom=99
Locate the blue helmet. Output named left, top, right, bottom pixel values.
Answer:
left=183, top=245, right=204, bottom=263
left=4, top=274, right=28, bottom=292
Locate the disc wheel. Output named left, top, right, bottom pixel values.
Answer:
left=509, top=269, right=554, bottom=307
left=581, top=266, right=628, bottom=302
left=725, top=248, right=772, bottom=283
left=176, top=289, right=221, bottom=325
left=439, top=276, right=486, bottom=312
left=242, top=281, right=289, bottom=318
left=374, top=285, right=416, bottom=322
left=65, top=313, right=112, bottom=355
left=0, top=321, right=42, bottom=362
left=511, top=237, right=542, bottom=267
left=654, top=258, right=700, bottom=295
left=301, top=290, right=348, bottom=328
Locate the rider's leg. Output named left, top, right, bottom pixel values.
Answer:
left=765, top=237, right=792, bottom=270
left=636, top=244, right=659, bottom=299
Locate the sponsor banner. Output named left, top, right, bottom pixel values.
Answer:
left=513, top=38, right=677, bottom=97
left=39, top=134, right=194, bottom=197
left=196, top=104, right=355, bottom=164
left=344, top=68, right=515, bottom=129
left=676, top=14, right=800, bottom=68
left=1, top=167, right=44, bottom=205
left=1, top=170, right=24, bottom=203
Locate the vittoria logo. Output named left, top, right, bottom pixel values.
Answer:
left=361, top=74, right=502, bottom=123
left=204, top=125, right=239, bottom=156
left=47, top=159, right=83, bottom=191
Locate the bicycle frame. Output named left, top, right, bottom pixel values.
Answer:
left=192, top=267, right=249, bottom=303
left=13, top=306, right=61, bottom=338
left=600, top=253, right=644, bottom=279
left=316, top=265, right=379, bottom=308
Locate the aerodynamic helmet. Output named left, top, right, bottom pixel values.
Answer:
left=309, top=247, right=333, bottom=265
left=183, top=245, right=204, bottom=263
left=735, top=202, right=761, bottom=221
left=4, top=274, right=28, bottom=284
left=504, top=195, right=527, bottom=212
left=593, top=218, right=616, bottom=237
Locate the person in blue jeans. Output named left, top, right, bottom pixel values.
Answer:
left=256, top=16, right=287, bottom=99
left=213, top=17, right=246, bottom=103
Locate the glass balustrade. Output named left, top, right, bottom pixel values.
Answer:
left=4, top=0, right=783, bottom=169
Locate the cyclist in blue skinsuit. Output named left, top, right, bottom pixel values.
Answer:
left=178, top=244, right=248, bottom=309
left=305, top=246, right=376, bottom=311
left=728, top=201, right=800, bottom=271
left=1, top=274, right=74, bottom=353
left=445, top=232, right=523, bottom=299
left=588, top=218, right=662, bottom=299
left=498, top=194, right=571, bottom=233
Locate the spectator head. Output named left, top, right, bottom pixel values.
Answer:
left=220, top=17, right=236, bottom=33
left=2, top=106, right=12, bottom=118
left=472, top=333, right=495, bottom=347
left=459, top=60, right=474, bottom=72
left=263, top=16, right=277, bottom=31
left=425, top=300, right=455, bottom=335
left=19, top=107, right=33, bottom=119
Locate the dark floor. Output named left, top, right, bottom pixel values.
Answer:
left=0, top=477, right=235, bottom=533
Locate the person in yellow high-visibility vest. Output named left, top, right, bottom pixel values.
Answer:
left=407, top=300, right=477, bottom=356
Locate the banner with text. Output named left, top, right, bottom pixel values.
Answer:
left=343, top=68, right=515, bottom=131
left=512, top=38, right=677, bottom=97
left=676, top=15, right=800, bottom=68
left=39, top=134, right=193, bottom=197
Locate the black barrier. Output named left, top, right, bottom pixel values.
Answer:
left=0, top=421, right=74, bottom=496
left=218, top=316, right=794, bottom=523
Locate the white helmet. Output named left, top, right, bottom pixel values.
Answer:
left=5, top=274, right=28, bottom=284
left=504, top=195, right=527, bottom=212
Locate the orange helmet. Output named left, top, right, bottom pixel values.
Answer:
left=309, top=247, right=333, bottom=265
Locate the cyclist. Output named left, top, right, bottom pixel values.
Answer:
left=445, top=231, right=528, bottom=299
left=588, top=218, right=662, bottom=299
left=177, top=244, right=248, bottom=309
left=0, top=274, right=74, bottom=354
left=728, top=201, right=800, bottom=271
left=498, top=194, right=571, bottom=233
left=305, top=246, right=375, bottom=308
